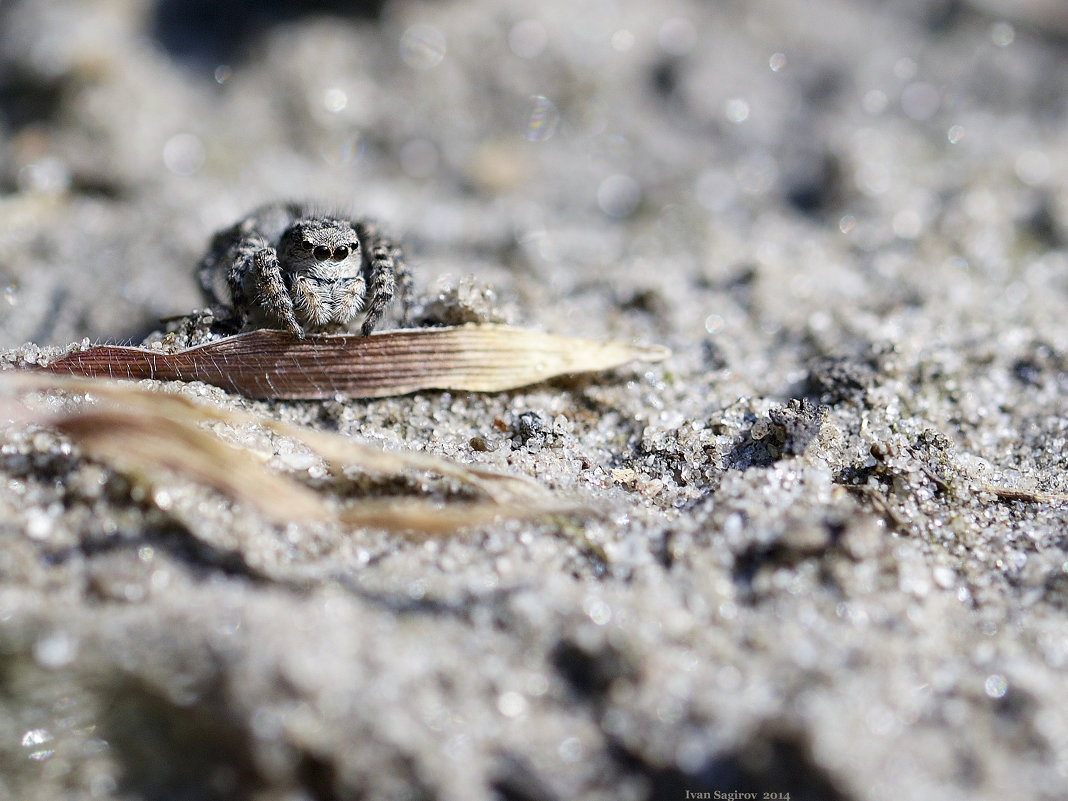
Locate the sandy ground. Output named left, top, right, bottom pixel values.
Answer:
left=2, top=1, right=1068, bottom=799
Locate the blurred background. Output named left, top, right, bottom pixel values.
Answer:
left=3, top=4, right=1068, bottom=801
left=1, top=0, right=1065, bottom=351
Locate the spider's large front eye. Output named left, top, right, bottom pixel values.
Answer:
left=313, top=245, right=332, bottom=261
left=332, top=245, right=349, bottom=260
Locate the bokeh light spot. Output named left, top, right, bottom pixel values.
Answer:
left=162, top=132, right=205, bottom=175
left=400, top=24, right=446, bottom=70
left=523, top=95, right=559, bottom=141
left=597, top=174, right=641, bottom=218
left=509, top=19, right=547, bottom=59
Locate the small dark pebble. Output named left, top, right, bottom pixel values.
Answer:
left=767, top=398, right=825, bottom=457
left=469, top=435, right=496, bottom=452
left=511, top=410, right=550, bottom=449
left=805, top=355, right=876, bottom=405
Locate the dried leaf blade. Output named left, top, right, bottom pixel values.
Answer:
left=39, top=325, right=670, bottom=399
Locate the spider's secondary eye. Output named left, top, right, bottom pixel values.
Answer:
left=313, top=245, right=332, bottom=261
left=333, top=245, right=349, bottom=260
left=302, top=240, right=313, bottom=249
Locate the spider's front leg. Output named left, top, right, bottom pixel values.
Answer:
left=357, top=222, right=412, bottom=335
left=252, top=245, right=304, bottom=339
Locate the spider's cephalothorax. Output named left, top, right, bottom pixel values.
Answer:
left=198, top=202, right=412, bottom=338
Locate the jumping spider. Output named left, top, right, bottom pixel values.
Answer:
left=198, top=202, right=412, bottom=338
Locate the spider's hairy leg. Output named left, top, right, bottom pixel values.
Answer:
left=356, top=221, right=399, bottom=336
left=253, top=246, right=304, bottom=338
left=224, top=248, right=254, bottom=324
left=394, top=245, right=414, bottom=327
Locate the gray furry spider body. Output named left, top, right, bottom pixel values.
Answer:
left=198, top=202, right=412, bottom=338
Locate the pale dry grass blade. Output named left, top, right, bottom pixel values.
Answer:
left=52, top=407, right=329, bottom=525
left=11, top=373, right=549, bottom=504
left=2, top=374, right=578, bottom=534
